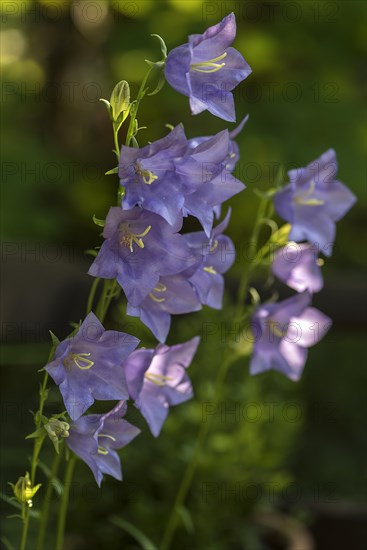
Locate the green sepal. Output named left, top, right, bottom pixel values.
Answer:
left=49, top=330, right=60, bottom=347
left=85, top=248, right=98, bottom=257
left=147, top=71, right=166, bottom=97
left=150, top=33, right=167, bottom=59
left=25, top=427, right=45, bottom=440
left=92, top=215, right=105, bottom=227
left=105, top=166, right=118, bottom=176
left=99, top=98, right=113, bottom=120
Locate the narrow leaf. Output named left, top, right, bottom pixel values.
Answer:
left=110, top=516, right=158, bottom=550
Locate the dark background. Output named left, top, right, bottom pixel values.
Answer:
left=1, top=1, right=366, bottom=549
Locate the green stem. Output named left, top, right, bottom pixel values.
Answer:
left=86, top=276, right=100, bottom=315
left=55, top=456, right=76, bottom=550
left=160, top=352, right=239, bottom=550
left=236, top=196, right=269, bottom=318
left=36, top=450, right=62, bottom=550
left=19, top=506, right=29, bottom=550
left=125, top=67, right=153, bottom=146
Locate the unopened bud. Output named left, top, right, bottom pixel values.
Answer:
left=9, top=472, right=41, bottom=508
left=110, top=80, right=130, bottom=122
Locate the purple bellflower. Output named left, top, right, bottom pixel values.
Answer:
left=127, top=274, right=202, bottom=343
left=88, top=207, right=197, bottom=306
left=66, top=401, right=140, bottom=486
left=184, top=209, right=236, bottom=309
left=44, top=313, right=139, bottom=421
left=250, top=292, right=331, bottom=381
left=119, top=125, right=188, bottom=226
left=165, top=13, right=251, bottom=121
left=175, top=129, right=245, bottom=236
left=274, top=149, right=356, bottom=257
left=187, top=114, right=249, bottom=173
left=123, top=337, right=200, bottom=437
left=272, top=243, right=324, bottom=293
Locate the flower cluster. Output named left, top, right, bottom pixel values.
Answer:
left=89, top=16, right=249, bottom=340
left=250, top=149, right=356, bottom=381
left=42, top=14, right=249, bottom=486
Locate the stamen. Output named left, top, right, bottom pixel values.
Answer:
left=98, top=446, right=109, bottom=455
left=210, top=240, right=218, bottom=253
left=149, top=292, right=165, bottom=303
left=98, top=433, right=117, bottom=441
left=316, top=258, right=325, bottom=266
left=154, top=283, right=167, bottom=292
left=204, top=266, right=217, bottom=274
left=268, top=320, right=284, bottom=338
left=191, top=52, right=227, bottom=73
left=135, top=161, right=158, bottom=185
left=72, top=353, right=94, bottom=370
left=294, top=180, right=325, bottom=206
left=145, top=372, right=172, bottom=386
left=119, top=223, right=152, bottom=252
left=63, top=352, right=94, bottom=370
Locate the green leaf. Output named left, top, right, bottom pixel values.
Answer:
left=0, top=536, right=15, bottom=550
left=0, top=492, right=39, bottom=518
left=178, top=505, right=195, bottom=534
left=110, top=516, right=158, bottom=550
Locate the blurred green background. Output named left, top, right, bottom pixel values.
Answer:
left=1, top=1, right=366, bottom=549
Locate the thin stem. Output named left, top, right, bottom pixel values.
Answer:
left=113, top=123, right=120, bottom=159
left=160, top=353, right=238, bottom=550
left=55, top=456, right=76, bottom=550
left=125, top=67, right=153, bottom=146
left=86, top=276, right=100, bottom=315
left=36, top=450, right=62, bottom=550
left=236, top=196, right=269, bottom=318
left=19, top=506, right=29, bottom=550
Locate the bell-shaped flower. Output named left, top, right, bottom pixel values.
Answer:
left=127, top=274, right=202, bottom=343
left=165, top=13, right=251, bottom=121
left=274, top=149, right=356, bottom=256
left=187, top=114, right=248, bottom=174
left=175, top=130, right=245, bottom=235
left=250, top=292, right=331, bottom=381
left=44, top=312, right=139, bottom=421
left=119, top=125, right=188, bottom=226
left=123, top=337, right=200, bottom=437
left=66, top=401, right=140, bottom=487
left=184, top=209, right=236, bottom=308
left=88, top=207, right=198, bottom=306
left=272, top=243, right=324, bottom=293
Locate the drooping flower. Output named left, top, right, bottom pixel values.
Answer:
left=250, top=292, right=331, bottom=381
left=88, top=207, right=198, bottom=306
left=66, top=401, right=140, bottom=487
left=184, top=209, right=236, bottom=308
left=274, top=149, right=356, bottom=256
left=123, top=337, right=200, bottom=437
left=119, top=125, right=188, bottom=226
left=175, top=129, right=245, bottom=235
left=165, top=13, right=251, bottom=121
left=44, top=312, right=139, bottom=420
left=272, top=243, right=324, bottom=293
left=127, top=274, right=202, bottom=343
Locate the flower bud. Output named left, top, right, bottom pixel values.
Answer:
left=9, top=472, right=41, bottom=508
left=110, top=80, right=130, bottom=122
left=44, top=418, right=70, bottom=453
